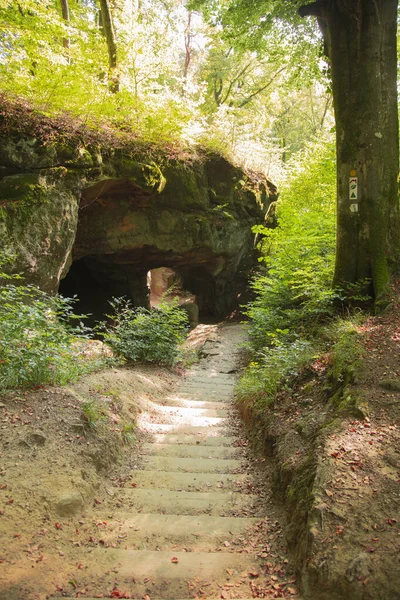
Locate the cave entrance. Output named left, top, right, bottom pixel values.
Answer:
left=147, top=267, right=200, bottom=328
left=146, top=265, right=218, bottom=324
left=59, top=257, right=218, bottom=328
left=58, top=256, right=149, bottom=326
left=148, top=267, right=195, bottom=308
left=58, top=257, right=113, bottom=326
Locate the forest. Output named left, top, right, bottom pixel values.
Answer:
left=0, top=1, right=400, bottom=600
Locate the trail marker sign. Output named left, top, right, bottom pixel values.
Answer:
left=349, top=177, right=358, bottom=200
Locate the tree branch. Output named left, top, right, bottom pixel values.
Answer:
left=220, top=62, right=252, bottom=106
left=298, top=0, right=329, bottom=18
left=238, top=66, right=286, bottom=108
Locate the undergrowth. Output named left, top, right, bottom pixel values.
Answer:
left=102, top=297, right=189, bottom=366
left=0, top=267, right=111, bottom=391
left=237, top=138, right=367, bottom=413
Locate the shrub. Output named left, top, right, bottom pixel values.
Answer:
left=103, top=297, right=188, bottom=366
left=236, top=338, right=314, bottom=411
left=246, top=137, right=337, bottom=352
left=0, top=272, right=107, bottom=391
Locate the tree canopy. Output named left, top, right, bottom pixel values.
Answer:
left=2, top=0, right=398, bottom=299
left=0, top=0, right=332, bottom=175
left=192, top=0, right=400, bottom=300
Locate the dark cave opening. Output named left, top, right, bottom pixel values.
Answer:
left=59, top=257, right=219, bottom=327
left=58, top=258, right=117, bottom=326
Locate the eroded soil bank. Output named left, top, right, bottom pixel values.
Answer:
left=238, top=289, right=400, bottom=600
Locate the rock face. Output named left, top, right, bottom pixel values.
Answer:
left=0, top=119, right=276, bottom=318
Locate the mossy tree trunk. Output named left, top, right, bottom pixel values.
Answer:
left=300, top=0, right=400, bottom=301
left=99, top=0, right=119, bottom=93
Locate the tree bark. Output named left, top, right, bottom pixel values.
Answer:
left=60, top=0, right=70, bottom=50
left=99, top=0, right=119, bottom=93
left=300, top=0, right=400, bottom=301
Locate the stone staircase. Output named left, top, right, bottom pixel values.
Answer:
left=56, top=324, right=294, bottom=600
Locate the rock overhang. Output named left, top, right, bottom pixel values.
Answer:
left=0, top=112, right=277, bottom=318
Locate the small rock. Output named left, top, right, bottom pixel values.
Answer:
left=55, top=493, right=84, bottom=517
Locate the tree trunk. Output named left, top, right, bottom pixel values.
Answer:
left=183, top=11, right=192, bottom=84
left=60, top=0, right=70, bottom=50
left=99, top=0, right=119, bottom=93
left=300, top=0, right=399, bottom=301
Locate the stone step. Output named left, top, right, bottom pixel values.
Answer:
left=140, top=455, right=242, bottom=474
left=150, top=433, right=235, bottom=446
left=179, top=383, right=235, bottom=393
left=106, top=488, right=257, bottom=516
left=139, top=422, right=228, bottom=436
left=184, top=372, right=236, bottom=382
left=140, top=415, right=226, bottom=429
left=175, top=391, right=233, bottom=402
left=141, top=443, right=240, bottom=459
left=61, top=549, right=260, bottom=598
left=126, top=470, right=248, bottom=492
left=97, top=513, right=258, bottom=549
left=158, top=397, right=230, bottom=410
left=152, top=405, right=229, bottom=419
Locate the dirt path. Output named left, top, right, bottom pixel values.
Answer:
left=46, top=324, right=298, bottom=600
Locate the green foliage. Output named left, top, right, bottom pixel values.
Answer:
left=121, top=422, right=136, bottom=445
left=246, top=137, right=337, bottom=352
left=324, top=318, right=365, bottom=389
left=0, top=264, right=107, bottom=391
left=236, top=136, right=337, bottom=415
left=82, top=399, right=108, bottom=431
left=236, top=338, right=314, bottom=411
left=0, top=0, right=201, bottom=144
left=103, top=297, right=188, bottom=366
left=0, top=0, right=333, bottom=170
